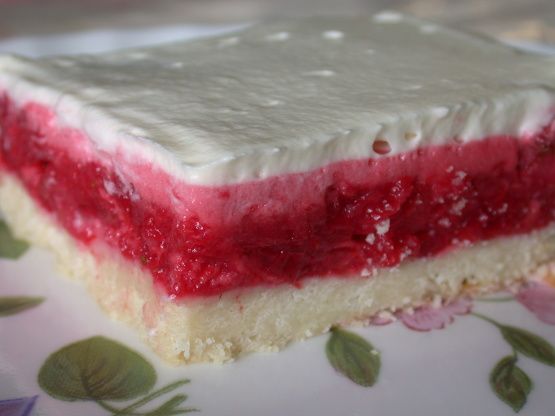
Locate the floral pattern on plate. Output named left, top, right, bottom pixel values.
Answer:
left=1, top=217, right=555, bottom=415
left=327, top=284, right=555, bottom=412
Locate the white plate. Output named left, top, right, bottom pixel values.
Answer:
left=1, top=26, right=555, bottom=416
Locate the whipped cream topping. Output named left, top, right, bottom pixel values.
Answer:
left=1, top=13, right=555, bottom=185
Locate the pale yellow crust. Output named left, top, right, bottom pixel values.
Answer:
left=2, top=172, right=555, bottom=364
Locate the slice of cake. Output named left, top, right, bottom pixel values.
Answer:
left=1, top=13, right=555, bottom=363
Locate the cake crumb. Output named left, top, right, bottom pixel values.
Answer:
left=452, top=171, right=467, bottom=185
left=438, top=218, right=451, bottom=228
left=375, top=219, right=390, bottom=235
left=377, top=310, right=397, bottom=322
left=450, top=199, right=467, bottom=216
left=432, top=294, right=443, bottom=309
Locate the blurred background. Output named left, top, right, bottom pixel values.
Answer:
left=0, top=0, right=554, bottom=44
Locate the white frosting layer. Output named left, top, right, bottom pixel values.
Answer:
left=1, top=13, right=555, bottom=185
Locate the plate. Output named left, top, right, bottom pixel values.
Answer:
left=1, top=26, right=555, bottom=416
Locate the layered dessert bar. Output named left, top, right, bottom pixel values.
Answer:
left=1, top=13, right=555, bottom=363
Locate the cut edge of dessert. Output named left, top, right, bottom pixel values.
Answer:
left=1, top=13, right=555, bottom=363
left=2, top=173, right=555, bottom=363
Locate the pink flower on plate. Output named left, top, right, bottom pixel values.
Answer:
left=516, top=281, right=555, bottom=325
left=398, top=297, right=473, bottom=331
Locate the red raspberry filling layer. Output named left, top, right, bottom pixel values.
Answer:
left=2, top=93, right=555, bottom=297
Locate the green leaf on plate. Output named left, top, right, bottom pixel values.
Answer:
left=326, top=327, right=381, bottom=387
left=501, top=325, right=555, bottom=366
left=490, top=355, right=532, bottom=412
left=0, top=296, right=44, bottom=316
left=0, top=220, right=29, bottom=259
left=38, top=336, right=157, bottom=402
